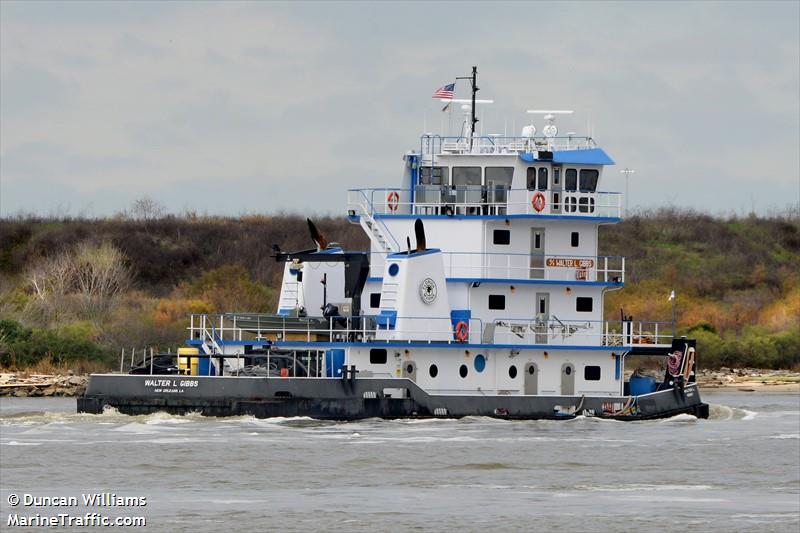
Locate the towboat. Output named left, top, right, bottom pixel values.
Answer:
left=78, top=68, right=709, bottom=420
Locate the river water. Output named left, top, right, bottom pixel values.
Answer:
left=1, top=392, right=798, bottom=532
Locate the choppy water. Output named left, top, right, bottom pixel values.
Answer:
left=1, top=392, right=798, bottom=532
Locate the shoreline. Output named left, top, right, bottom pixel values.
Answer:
left=2, top=368, right=798, bottom=398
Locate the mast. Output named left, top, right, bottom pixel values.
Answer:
left=470, top=66, right=478, bottom=147
left=457, top=66, right=479, bottom=150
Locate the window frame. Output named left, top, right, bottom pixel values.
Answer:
left=576, top=297, right=593, bottom=312
left=488, top=294, right=506, bottom=310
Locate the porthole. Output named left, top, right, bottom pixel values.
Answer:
left=459, top=364, right=468, bottom=378
left=474, top=354, right=486, bottom=373
left=508, top=365, right=518, bottom=379
left=429, top=364, right=438, bottom=378
left=565, top=366, right=572, bottom=376
left=528, top=365, right=535, bottom=375
left=388, top=263, right=400, bottom=276
left=406, top=364, right=414, bottom=374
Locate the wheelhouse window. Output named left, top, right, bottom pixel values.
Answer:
left=537, top=168, right=548, bottom=191
left=526, top=167, right=537, bottom=190
left=488, top=295, right=506, bottom=310
left=493, top=229, right=511, bottom=245
left=485, top=167, right=513, bottom=203
left=419, top=166, right=448, bottom=185
left=576, top=297, right=593, bottom=312
left=452, top=167, right=481, bottom=186
left=565, top=168, right=578, bottom=191
left=579, top=169, right=599, bottom=192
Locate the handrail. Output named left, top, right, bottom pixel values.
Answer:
left=420, top=134, right=598, bottom=155
left=187, top=314, right=672, bottom=348
left=373, top=251, right=625, bottom=283
left=347, top=187, right=622, bottom=218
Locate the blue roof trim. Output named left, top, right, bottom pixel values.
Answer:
left=375, top=214, right=620, bottom=223
left=364, top=277, right=622, bottom=287
left=518, top=148, right=615, bottom=165
left=446, top=278, right=622, bottom=287
left=269, top=340, right=625, bottom=351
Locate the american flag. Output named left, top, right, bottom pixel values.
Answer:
left=433, top=83, right=455, bottom=99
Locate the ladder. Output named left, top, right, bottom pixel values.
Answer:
left=351, top=192, right=399, bottom=253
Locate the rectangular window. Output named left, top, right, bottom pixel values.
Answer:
left=419, top=166, right=449, bottom=186
left=576, top=297, right=593, bottom=312
left=370, top=293, right=381, bottom=308
left=584, top=365, right=601, bottom=381
left=526, top=167, right=537, bottom=190
left=369, top=348, right=387, bottom=364
left=452, top=166, right=482, bottom=186
left=537, top=167, right=548, bottom=191
left=493, top=229, right=511, bottom=245
left=565, top=168, right=578, bottom=191
left=488, top=295, right=506, bottom=310
left=571, top=232, right=579, bottom=247
left=579, top=169, right=599, bottom=192
left=486, top=167, right=513, bottom=204
left=485, top=167, right=513, bottom=187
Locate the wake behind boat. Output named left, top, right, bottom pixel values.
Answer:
left=78, top=68, right=709, bottom=421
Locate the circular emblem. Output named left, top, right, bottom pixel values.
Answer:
left=419, top=278, right=437, bottom=304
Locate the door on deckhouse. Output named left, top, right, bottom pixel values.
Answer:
left=551, top=166, right=562, bottom=214
left=530, top=228, right=545, bottom=279
left=535, top=292, right=549, bottom=344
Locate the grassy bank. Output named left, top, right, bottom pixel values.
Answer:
left=1, top=209, right=798, bottom=370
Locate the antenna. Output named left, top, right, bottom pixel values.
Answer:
left=526, top=109, right=574, bottom=139
left=456, top=66, right=480, bottom=150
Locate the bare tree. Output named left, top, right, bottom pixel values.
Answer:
left=130, top=195, right=165, bottom=221
left=26, top=241, right=133, bottom=324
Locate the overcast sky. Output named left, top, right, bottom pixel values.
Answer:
left=1, top=1, right=798, bottom=217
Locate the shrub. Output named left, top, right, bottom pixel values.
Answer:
left=0, top=319, right=110, bottom=369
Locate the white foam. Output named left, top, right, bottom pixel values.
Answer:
left=575, top=483, right=712, bottom=492
left=5, top=440, right=42, bottom=446
left=659, top=413, right=698, bottom=422
left=767, top=433, right=800, bottom=439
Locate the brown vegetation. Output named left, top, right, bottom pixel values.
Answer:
left=1, top=208, right=798, bottom=370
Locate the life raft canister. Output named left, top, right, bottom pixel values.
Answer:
left=455, top=321, right=469, bottom=342
left=531, top=191, right=546, bottom=213
left=387, top=191, right=400, bottom=211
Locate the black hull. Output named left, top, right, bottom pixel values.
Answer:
left=77, top=374, right=709, bottom=421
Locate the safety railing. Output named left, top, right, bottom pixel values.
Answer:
left=370, top=251, right=624, bottom=283
left=420, top=134, right=597, bottom=156
left=189, top=314, right=485, bottom=346
left=489, top=318, right=674, bottom=346
left=188, top=315, right=671, bottom=348
left=440, top=252, right=624, bottom=283
left=347, top=187, right=622, bottom=218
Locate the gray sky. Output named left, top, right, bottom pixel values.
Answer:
left=1, top=1, right=798, bottom=217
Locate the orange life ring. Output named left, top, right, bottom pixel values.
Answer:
left=532, top=191, right=546, bottom=213
left=387, top=191, right=400, bottom=212
left=455, top=321, right=469, bottom=342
